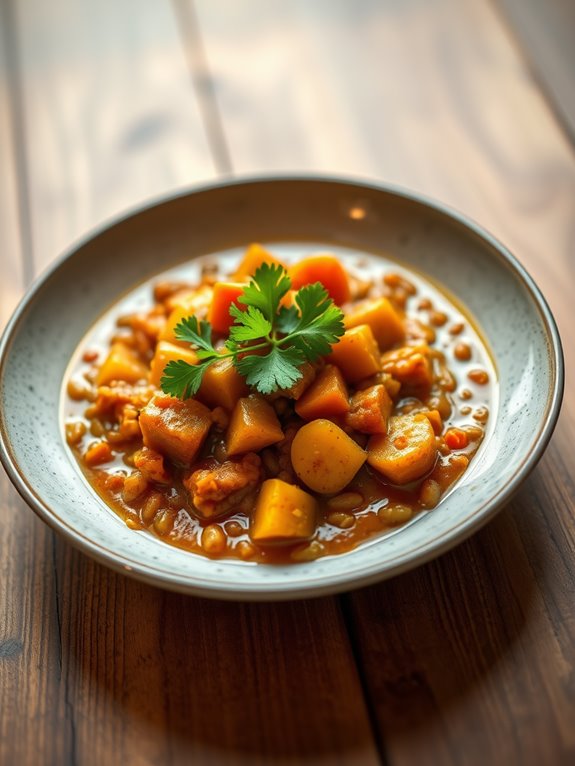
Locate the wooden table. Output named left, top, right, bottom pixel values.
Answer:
left=1, top=2, right=574, bottom=764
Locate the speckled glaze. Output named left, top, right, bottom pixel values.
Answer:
left=0, top=177, right=564, bottom=600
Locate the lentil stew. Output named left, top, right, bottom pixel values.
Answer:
left=64, top=244, right=495, bottom=564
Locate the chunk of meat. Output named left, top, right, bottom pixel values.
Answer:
left=345, top=384, right=392, bottom=434
left=380, top=345, right=432, bottom=389
left=133, top=446, right=171, bottom=484
left=184, top=453, right=262, bottom=519
left=139, top=393, right=212, bottom=465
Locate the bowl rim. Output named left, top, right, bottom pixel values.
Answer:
left=0, top=173, right=565, bottom=600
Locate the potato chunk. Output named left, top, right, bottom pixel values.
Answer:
left=195, top=357, right=249, bottom=411
left=344, top=297, right=404, bottom=350
left=295, top=365, right=349, bottom=420
left=345, top=384, right=392, bottom=434
left=251, top=479, right=317, bottom=545
left=139, top=393, right=212, bottom=465
left=291, top=419, right=367, bottom=494
left=328, top=325, right=381, bottom=383
left=367, top=413, right=437, bottom=484
left=226, top=396, right=284, bottom=456
left=96, top=343, right=148, bottom=386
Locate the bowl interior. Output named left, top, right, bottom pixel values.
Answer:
left=0, top=179, right=562, bottom=599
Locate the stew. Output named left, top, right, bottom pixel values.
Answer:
left=64, top=244, right=495, bottom=563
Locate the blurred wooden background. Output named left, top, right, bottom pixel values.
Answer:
left=1, top=1, right=574, bottom=764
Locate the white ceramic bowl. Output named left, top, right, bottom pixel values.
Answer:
left=0, top=177, right=564, bottom=600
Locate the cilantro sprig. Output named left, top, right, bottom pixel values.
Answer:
left=160, top=263, right=345, bottom=397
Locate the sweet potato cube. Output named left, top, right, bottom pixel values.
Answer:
left=149, top=341, right=199, bottom=388
left=208, top=282, right=245, bottom=334
left=160, top=285, right=214, bottom=344
left=345, top=384, right=392, bottom=434
left=328, top=325, right=381, bottom=383
left=295, top=365, right=349, bottom=420
left=139, top=393, right=212, bottom=466
left=96, top=343, right=148, bottom=386
left=196, top=357, right=249, bottom=411
left=226, top=396, right=284, bottom=456
left=344, top=297, right=404, bottom=350
left=288, top=254, right=351, bottom=305
left=268, top=361, right=316, bottom=401
left=251, top=479, right=317, bottom=545
left=367, top=413, right=437, bottom=484
left=233, top=243, right=286, bottom=280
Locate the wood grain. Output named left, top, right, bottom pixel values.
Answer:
left=497, top=0, right=575, bottom=142
left=47, top=546, right=379, bottom=765
left=2, top=0, right=575, bottom=763
left=194, top=0, right=575, bottom=762
left=11, top=0, right=216, bottom=272
left=0, top=0, right=25, bottom=323
left=0, top=2, right=380, bottom=764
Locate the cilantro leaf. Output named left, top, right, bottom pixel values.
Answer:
left=228, top=303, right=272, bottom=342
left=174, top=316, right=215, bottom=353
left=238, top=263, right=291, bottom=322
left=276, top=305, right=299, bottom=334
left=287, top=283, right=345, bottom=358
left=161, top=262, right=347, bottom=400
left=160, top=359, right=208, bottom=399
left=235, top=346, right=305, bottom=394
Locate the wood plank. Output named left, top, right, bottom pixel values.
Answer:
left=13, top=0, right=216, bottom=272
left=194, top=0, right=575, bottom=762
left=1, top=2, right=379, bottom=764
left=50, top=547, right=379, bottom=766
left=0, top=1, right=25, bottom=324
left=497, top=0, right=575, bottom=142
left=0, top=6, right=68, bottom=766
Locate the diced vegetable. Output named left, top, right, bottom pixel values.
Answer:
left=291, top=419, right=367, bottom=494
left=139, top=393, right=212, bottom=465
left=233, top=243, right=286, bottom=280
left=289, top=254, right=351, bottom=305
left=149, top=341, right=198, bottom=388
left=295, top=365, right=349, bottom=420
left=381, top=345, right=432, bottom=388
left=96, top=343, right=148, bottom=386
left=251, top=478, right=317, bottom=544
left=208, top=282, right=245, bottom=334
left=367, top=413, right=437, bottom=484
left=328, top=325, right=381, bottom=383
left=268, top=362, right=317, bottom=401
left=196, top=357, right=249, bottom=411
left=160, top=285, right=214, bottom=343
left=226, top=396, right=284, bottom=456
left=344, top=384, right=392, bottom=434
left=422, top=409, right=443, bottom=435
left=344, top=297, right=404, bottom=350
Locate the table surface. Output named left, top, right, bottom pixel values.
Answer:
left=1, top=1, right=574, bottom=764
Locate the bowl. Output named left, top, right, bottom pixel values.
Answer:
left=0, top=176, right=564, bottom=600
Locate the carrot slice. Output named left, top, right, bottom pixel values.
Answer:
left=208, top=282, right=245, bottom=334
left=289, top=255, right=351, bottom=305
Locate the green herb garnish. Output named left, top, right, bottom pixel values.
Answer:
left=160, top=263, right=345, bottom=397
